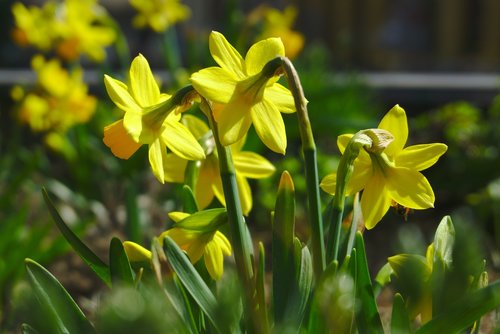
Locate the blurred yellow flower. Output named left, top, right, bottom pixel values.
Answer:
left=13, top=55, right=96, bottom=137
left=103, top=54, right=205, bottom=183
left=163, top=115, right=276, bottom=215
left=320, top=105, right=448, bottom=229
left=124, top=209, right=232, bottom=280
left=249, top=5, right=305, bottom=59
left=129, top=0, right=191, bottom=32
left=191, top=31, right=295, bottom=154
left=11, top=0, right=116, bottom=62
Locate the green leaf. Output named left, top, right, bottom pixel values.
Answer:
left=416, top=281, right=500, bottom=334
left=391, top=293, right=411, bottom=334
left=182, top=185, right=199, bottom=214
left=163, top=236, right=222, bottom=333
left=256, top=242, right=269, bottom=330
left=109, top=237, right=134, bottom=287
left=295, top=244, right=313, bottom=321
left=25, top=258, right=96, bottom=334
left=42, top=188, right=111, bottom=286
left=433, top=216, right=455, bottom=268
left=352, top=232, right=384, bottom=334
left=272, top=171, right=296, bottom=323
left=20, top=324, right=39, bottom=334
left=374, top=262, right=393, bottom=296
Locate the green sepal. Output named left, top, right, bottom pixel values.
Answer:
left=42, top=187, right=111, bottom=286
left=391, top=293, right=411, bottom=334
left=162, top=236, right=222, bottom=333
left=182, top=185, right=199, bottom=214
left=352, top=232, right=384, bottom=334
left=109, top=237, right=135, bottom=287
left=174, top=208, right=227, bottom=232
left=415, top=281, right=500, bottom=334
left=25, top=258, right=96, bottom=334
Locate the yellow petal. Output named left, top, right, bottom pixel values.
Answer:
left=104, top=75, right=141, bottom=114
left=337, top=133, right=371, bottom=164
left=191, top=67, right=238, bottom=104
left=245, top=37, right=285, bottom=76
left=162, top=119, right=205, bottom=160
left=195, top=159, right=217, bottom=209
left=386, top=167, right=435, bottom=209
left=346, top=159, right=373, bottom=195
left=209, top=31, right=245, bottom=79
left=148, top=139, right=168, bottom=183
left=233, top=151, right=275, bottom=178
left=236, top=174, right=253, bottom=215
left=251, top=99, right=286, bottom=154
left=320, top=172, right=337, bottom=195
left=186, top=237, right=207, bottom=264
left=230, top=135, right=247, bottom=153
left=217, top=102, right=253, bottom=147
left=129, top=54, right=160, bottom=107
left=378, top=105, right=408, bottom=157
left=204, top=239, right=224, bottom=280
left=123, top=241, right=152, bottom=262
left=396, top=143, right=448, bottom=171
left=182, top=114, right=210, bottom=139
left=361, top=171, right=392, bottom=229
left=214, top=231, right=232, bottom=256
left=123, top=107, right=149, bottom=143
left=168, top=212, right=190, bottom=223
left=103, top=120, right=141, bottom=159
left=264, top=83, right=295, bottom=114
left=163, top=153, right=188, bottom=183
left=161, top=228, right=195, bottom=249
left=212, top=172, right=226, bottom=208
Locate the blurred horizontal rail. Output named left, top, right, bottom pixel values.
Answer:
left=0, top=69, right=498, bottom=90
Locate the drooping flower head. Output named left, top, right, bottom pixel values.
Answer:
left=321, top=105, right=448, bottom=229
left=163, top=114, right=276, bottom=215
left=103, top=54, right=205, bottom=183
left=123, top=209, right=232, bottom=280
left=129, top=0, right=191, bottom=32
left=191, top=31, right=295, bottom=154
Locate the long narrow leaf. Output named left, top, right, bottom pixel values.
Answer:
left=182, top=185, right=199, bottom=214
left=25, top=259, right=96, bottom=334
left=109, top=237, right=134, bottom=286
left=256, top=242, right=269, bottom=331
left=391, top=293, right=411, bottom=334
left=42, top=188, right=110, bottom=286
left=353, top=232, right=384, bottom=334
left=163, top=236, right=222, bottom=333
left=416, top=281, right=500, bottom=334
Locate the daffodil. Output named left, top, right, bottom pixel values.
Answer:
left=103, top=54, right=205, bottom=183
left=191, top=31, right=295, bottom=154
left=248, top=5, right=305, bottom=59
left=12, top=0, right=116, bottom=62
left=163, top=114, right=276, bottom=215
left=13, top=55, right=96, bottom=155
left=320, top=105, right=448, bottom=229
left=129, top=0, right=191, bottom=32
left=123, top=209, right=232, bottom=280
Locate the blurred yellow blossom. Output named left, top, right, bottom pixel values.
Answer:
left=129, top=0, right=191, bottom=32
left=191, top=31, right=295, bottom=154
left=321, top=105, right=448, bottom=229
left=163, top=114, right=276, bottom=215
left=248, top=5, right=304, bottom=59
left=11, top=0, right=116, bottom=62
left=103, top=54, right=205, bottom=183
left=13, top=55, right=96, bottom=140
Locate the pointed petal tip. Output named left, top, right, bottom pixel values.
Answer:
left=278, top=170, right=295, bottom=192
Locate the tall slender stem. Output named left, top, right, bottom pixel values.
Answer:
left=280, top=57, right=326, bottom=277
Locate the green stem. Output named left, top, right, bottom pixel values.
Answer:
left=280, top=57, right=326, bottom=277
left=200, top=100, right=262, bottom=332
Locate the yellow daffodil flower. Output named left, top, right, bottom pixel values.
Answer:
left=13, top=55, right=96, bottom=154
left=103, top=54, right=205, bottom=183
left=248, top=5, right=305, bottom=59
left=11, top=0, right=115, bottom=62
left=124, top=209, right=232, bottom=280
left=163, top=115, right=276, bottom=215
left=129, top=0, right=191, bottom=32
left=191, top=31, right=295, bottom=154
left=320, top=105, right=448, bottom=229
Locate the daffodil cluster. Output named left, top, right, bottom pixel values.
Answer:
left=321, top=105, right=448, bottom=229
left=12, top=55, right=96, bottom=154
left=129, top=0, right=191, bottom=32
left=11, top=0, right=116, bottom=62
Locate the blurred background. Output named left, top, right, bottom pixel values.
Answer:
left=0, top=0, right=499, bottom=331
